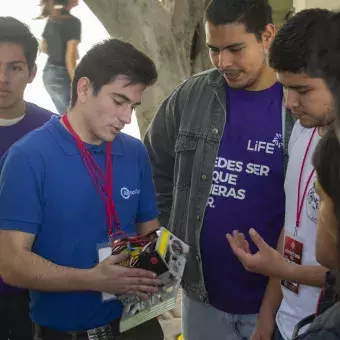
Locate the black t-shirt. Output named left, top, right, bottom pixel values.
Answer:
left=43, top=15, right=81, bottom=66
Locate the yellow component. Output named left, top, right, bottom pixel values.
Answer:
left=131, top=249, right=141, bottom=257
left=158, top=228, right=170, bottom=258
left=177, top=335, right=184, bottom=340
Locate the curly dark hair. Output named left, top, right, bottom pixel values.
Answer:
left=269, top=8, right=332, bottom=75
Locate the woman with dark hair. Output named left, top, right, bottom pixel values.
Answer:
left=38, top=0, right=80, bottom=114
left=313, top=130, right=340, bottom=272
left=292, top=128, right=340, bottom=339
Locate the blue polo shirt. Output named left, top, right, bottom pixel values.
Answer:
left=0, top=116, right=159, bottom=331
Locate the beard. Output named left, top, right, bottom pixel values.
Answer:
left=219, top=53, right=267, bottom=90
left=297, top=107, right=336, bottom=130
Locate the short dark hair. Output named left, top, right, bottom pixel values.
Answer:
left=70, top=39, right=158, bottom=108
left=204, top=0, right=273, bottom=40
left=313, top=128, right=340, bottom=210
left=0, top=17, right=38, bottom=73
left=309, top=13, right=340, bottom=127
left=36, top=0, right=71, bottom=19
left=269, top=9, right=332, bottom=76
left=55, top=0, right=69, bottom=5
left=313, top=128, right=340, bottom=294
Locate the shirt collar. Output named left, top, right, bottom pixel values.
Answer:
left=47, top=116, right=123, bottom=156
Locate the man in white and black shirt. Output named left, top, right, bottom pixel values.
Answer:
left=227, top=8, right=336, bottom=340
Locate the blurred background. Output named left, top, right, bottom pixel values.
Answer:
left=0, top=0, right=141, bottom=139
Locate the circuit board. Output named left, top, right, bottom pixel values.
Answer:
left=116, top=228, right=189, bottom=333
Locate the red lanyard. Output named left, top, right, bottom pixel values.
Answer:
left=296, top=128, right=317, bottom=230
left=62, top=114, right=120, bottom=241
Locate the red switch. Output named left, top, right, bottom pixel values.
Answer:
left=150, top=257, right=158, bottom=265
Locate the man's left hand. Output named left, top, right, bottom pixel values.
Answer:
left=226, top=229, right=289, bottom=278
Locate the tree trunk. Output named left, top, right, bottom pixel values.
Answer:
left=83, top=0, right=294, bottom=137
left=84, top=0, right=211, bottom=138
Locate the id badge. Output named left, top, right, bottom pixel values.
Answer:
left=281, top=234, right=303, bottom=294
left=97, top=242, right=117, bottom=302
left=97, top=232, right=134, bottom=302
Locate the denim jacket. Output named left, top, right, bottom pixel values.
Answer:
left=293, top=302, right=340, bottom=340
left=144, top=68, right=295, bottom=304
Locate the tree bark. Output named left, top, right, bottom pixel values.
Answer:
left=84, top=0, right=211, bottom=137
left=83, top=0, right=293, bottom=137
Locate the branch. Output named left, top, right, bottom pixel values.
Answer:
left=172, top=0, right=206, bottom=33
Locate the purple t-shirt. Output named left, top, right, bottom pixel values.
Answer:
left=0, top=101, right=54, bottom=294
left=200, top=83, right=285, bottom=314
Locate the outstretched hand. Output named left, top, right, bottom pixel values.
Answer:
left=226, top=229, right=288, bottom=278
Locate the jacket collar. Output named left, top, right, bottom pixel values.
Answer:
left=207, top=68, right=226, bottom=90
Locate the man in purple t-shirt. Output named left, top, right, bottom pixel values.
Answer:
left=145, top=0, right=294, bottom=339
left=0, top=17, right=54, bottom=340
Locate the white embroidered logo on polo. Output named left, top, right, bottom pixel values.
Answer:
left=120, top=187, right=140, bottom=200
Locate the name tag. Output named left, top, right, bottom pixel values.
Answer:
left=97, top=245, right=117, bottom=302
left=281, top=235, right=303, bottom=294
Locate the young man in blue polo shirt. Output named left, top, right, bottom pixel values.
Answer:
left=0, top=39, right=163, bottom=340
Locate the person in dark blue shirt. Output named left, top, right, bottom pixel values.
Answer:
left=38, top=0, right=81, bottom=115
left=0, top=38, right=163, bottom=340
